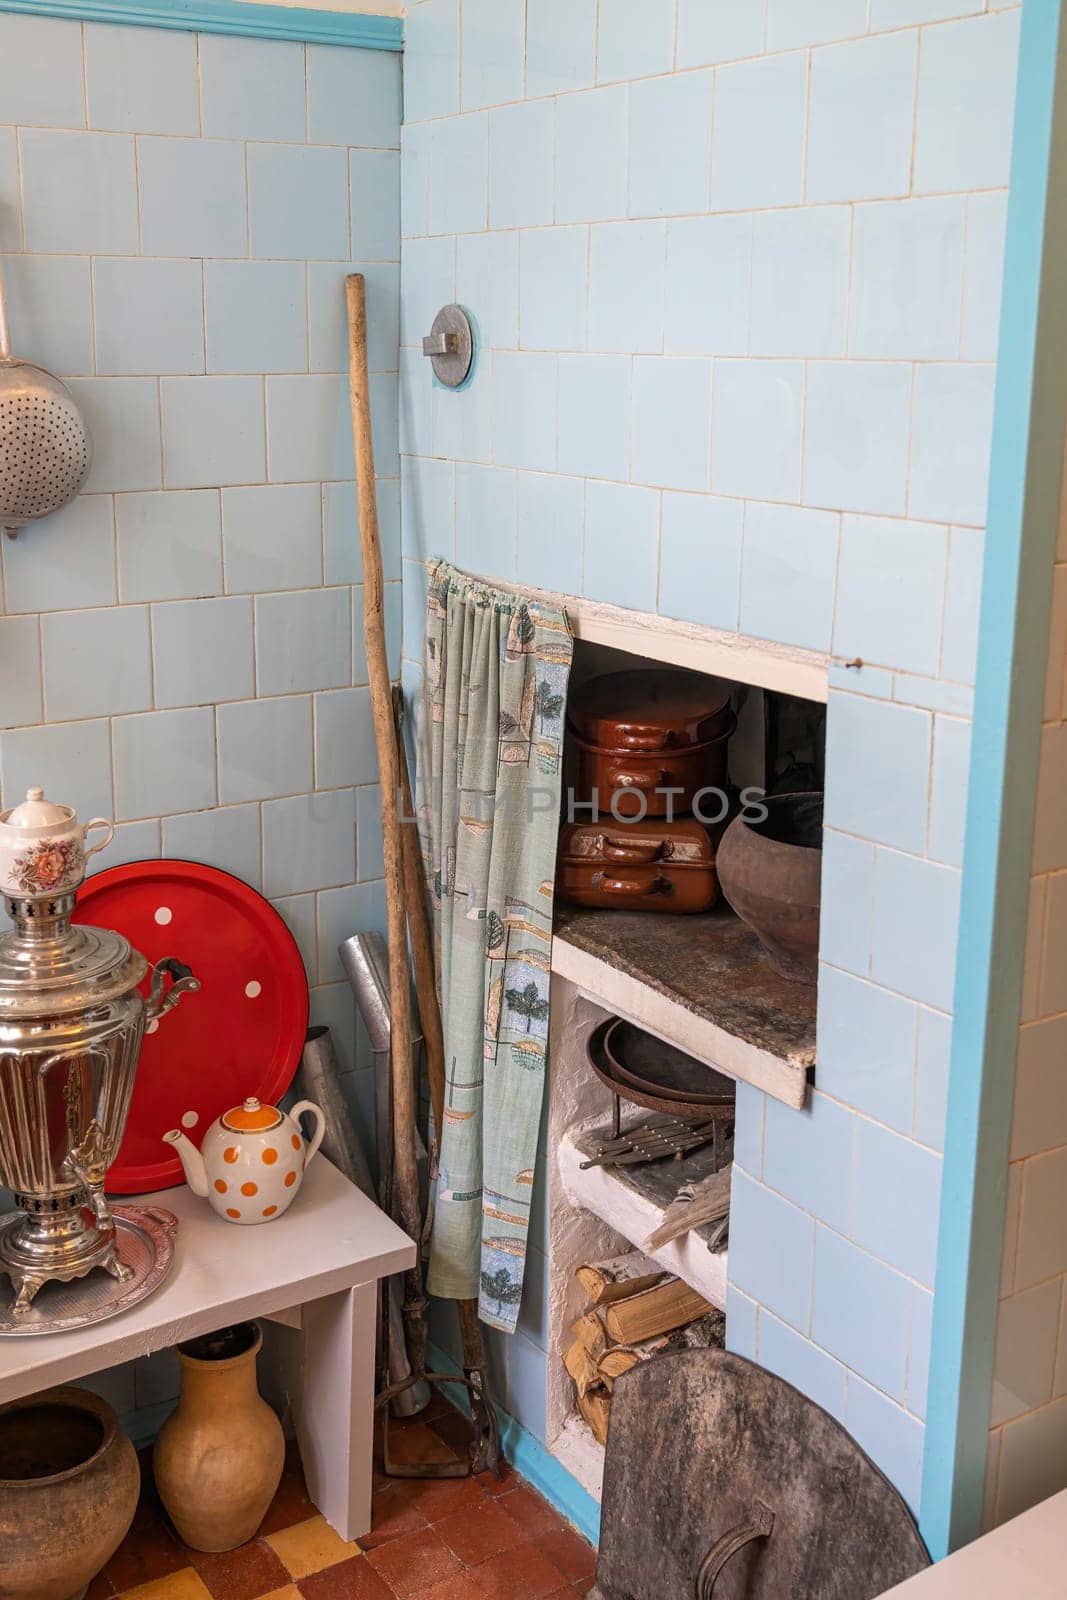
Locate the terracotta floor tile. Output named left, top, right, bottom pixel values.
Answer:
left=360, top=1484, right=431, bottom=1550
left=466, top=1545, right=567, bottom=1600
left=393, top=1474, right=486, bottom=1525
left=535, top=1528, right=597, bottom=1583
left=266, top=1516, right=362, bottom=1580
left=257, top=1466, right=317, bottom=1538
left=104, top=1519, right=188, bottom=1591
left=499, top=1486, right=563, bottom=1538
left=381, top=1423, right=462, bottom=1469
left=571, top=1579, right=595, bottom=1595
left=413, top=1390, right=461, bottom=1426
left=475, top=1463, right=516, bottom=1498
left=427, top=1411, right=475, bottom=1457
left=416, top=1576, right=489, bottom=1600
left=120, top=1570, right=213, bottom=1600
left=365, top=1526, right=463, bottom=1597
left=86, top=1573, right=116, bottom=1600
left=298, top=1555, right=395, bottom=1600
left=434, top=1500, right=525, bottom=1566
left=190, top=1539, right=291, bottom=1600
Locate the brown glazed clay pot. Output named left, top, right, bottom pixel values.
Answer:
left=0, top=1386, right=139, bottom=1600
left=154, top=1322, right=284, bottom=1553
left=717, top=793, right=823, bottom=983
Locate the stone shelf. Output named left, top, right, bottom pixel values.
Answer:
left=551, top=904, right=816, bottom=1111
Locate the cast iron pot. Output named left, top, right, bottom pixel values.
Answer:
left=0, top=1385, right=139, bottom=1600
left=716, top=792, right=823, bottom=983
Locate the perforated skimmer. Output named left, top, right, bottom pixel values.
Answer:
left=0, top=260, right=92, bottom=538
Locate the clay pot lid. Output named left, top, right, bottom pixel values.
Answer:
left=569, top=669, right=734, bottom=750
left=221, top=1097, right=282, bottom=1132
left=1, top=787, right=74, bottom=829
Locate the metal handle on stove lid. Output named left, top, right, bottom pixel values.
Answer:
left=695, top=1502, right=775, bottom=1599
left=146, top=957, right=201, bottom=1025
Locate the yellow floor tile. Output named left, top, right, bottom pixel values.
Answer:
left=120, top=1571, right=212, bottom=1600
left=256, top=1589, right=302, bottom=1600
left=265, top=1514, right=362, bottom=1579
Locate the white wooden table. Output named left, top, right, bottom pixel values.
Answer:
left=0, top=1158, right=415, bottom=1542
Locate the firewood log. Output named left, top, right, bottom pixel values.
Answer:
left=596, top=1309, right=726, bottom=1379
left=571, top=1309, right=608, bottom=1359
left=563, top=1337, right=602, bottom=1400
left=577, top=1386, right=612, bottom=1447
left=602, top=1277, right=712, bottom=1344
left=575, top=1250, right=667, bottom=1307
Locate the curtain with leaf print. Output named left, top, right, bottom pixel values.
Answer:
left=416, top=561, right=573, bottom=1332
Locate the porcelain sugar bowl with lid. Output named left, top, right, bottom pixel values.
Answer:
left=0, top=786, right=114, bottom=898
left=164, top=1097, right=326, bottom=1224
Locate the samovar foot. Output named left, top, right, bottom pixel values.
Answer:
left=8, top=1267, right=47, bottom=1318
left=104, top=1253, right=134, bottom=1285
left=11, top=1276, right=41, bottom=1315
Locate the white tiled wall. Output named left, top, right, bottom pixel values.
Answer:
left=0, top=12, right=400, bottom=1425
left=399, top=0, right=1019, bottom=1512
left=985, top=501, right=1067, bottom=1528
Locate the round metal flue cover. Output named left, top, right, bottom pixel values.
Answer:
left=422, top=304, right=475, bottom=389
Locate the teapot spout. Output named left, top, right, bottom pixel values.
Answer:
left=163, top=1127, right=208, bottom=1197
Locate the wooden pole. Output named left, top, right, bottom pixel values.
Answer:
left=346, top=274, right=426, bottom=1379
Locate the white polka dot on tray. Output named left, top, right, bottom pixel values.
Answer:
left=154, top=906, right=173, bottom=926
left=181, top=1110, right=199, bottom=1128
left=245, top=980, right=262, bottom=999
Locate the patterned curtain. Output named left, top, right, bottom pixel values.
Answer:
left=416, top=561, right=573, bottom=1332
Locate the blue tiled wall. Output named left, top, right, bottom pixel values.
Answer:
left=399, top=0, right=1019, bottom=1513
left=0, top=10, right=399, bottom=1426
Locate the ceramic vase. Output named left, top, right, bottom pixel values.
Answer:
left=153, top=1322, right=284, bottom=1552
left=0, top=1385, right=139, bottom=1600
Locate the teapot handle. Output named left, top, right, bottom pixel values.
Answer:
left=83, top=817, right=115, bottom=860
left=291, top=1100, right=326, bottom=1169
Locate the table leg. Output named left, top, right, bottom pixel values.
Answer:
left=297, top=1280, right=377, bottom=1542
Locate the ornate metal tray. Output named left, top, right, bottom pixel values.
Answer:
left=0, top=1205, right=177, bottom=1337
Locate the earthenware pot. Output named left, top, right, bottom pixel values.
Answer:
left=568, top=669, right=735, bottom=819
left=717, top=793, right=823, bottom=983
left=0, top=1385, right=139, bottom=1600
left=154, top=1322, right=284, bottom=1552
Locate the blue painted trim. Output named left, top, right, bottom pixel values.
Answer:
left=428, top=1341, right=602, bottom=1546
left=0, top=0, right=402, bottom=48
left=920, top=0, right=1067, bottom=1560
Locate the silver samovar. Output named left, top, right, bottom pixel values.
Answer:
left=0, top=789, right=199, bottom=1314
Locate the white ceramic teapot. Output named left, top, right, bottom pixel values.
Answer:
left=0, top=787, right=114, bottom=898
left=163, top=1097, right=326, bottom=1225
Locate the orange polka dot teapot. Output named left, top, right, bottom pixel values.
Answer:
left=163, top=1096, right=326, bottom=1225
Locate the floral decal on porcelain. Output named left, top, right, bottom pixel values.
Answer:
left=12, top=835, right=84, bottom=894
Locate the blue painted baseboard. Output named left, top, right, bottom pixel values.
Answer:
left=0, top=0, right=402, bottom=48
left=427, top=1342, right=602, bottom=1547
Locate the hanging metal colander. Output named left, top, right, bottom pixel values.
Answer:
left=0, top=261, right=92, bottom=539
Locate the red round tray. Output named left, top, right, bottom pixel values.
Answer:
left=74, top=860, right=309, bottom=1195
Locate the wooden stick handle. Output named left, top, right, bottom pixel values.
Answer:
left=346, top=274, right=421, bottom=1261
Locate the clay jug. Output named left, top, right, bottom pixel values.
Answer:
left=0, top=1386, right=139, bottom=1600
left=154, top=1322, right=284, bottom=1552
